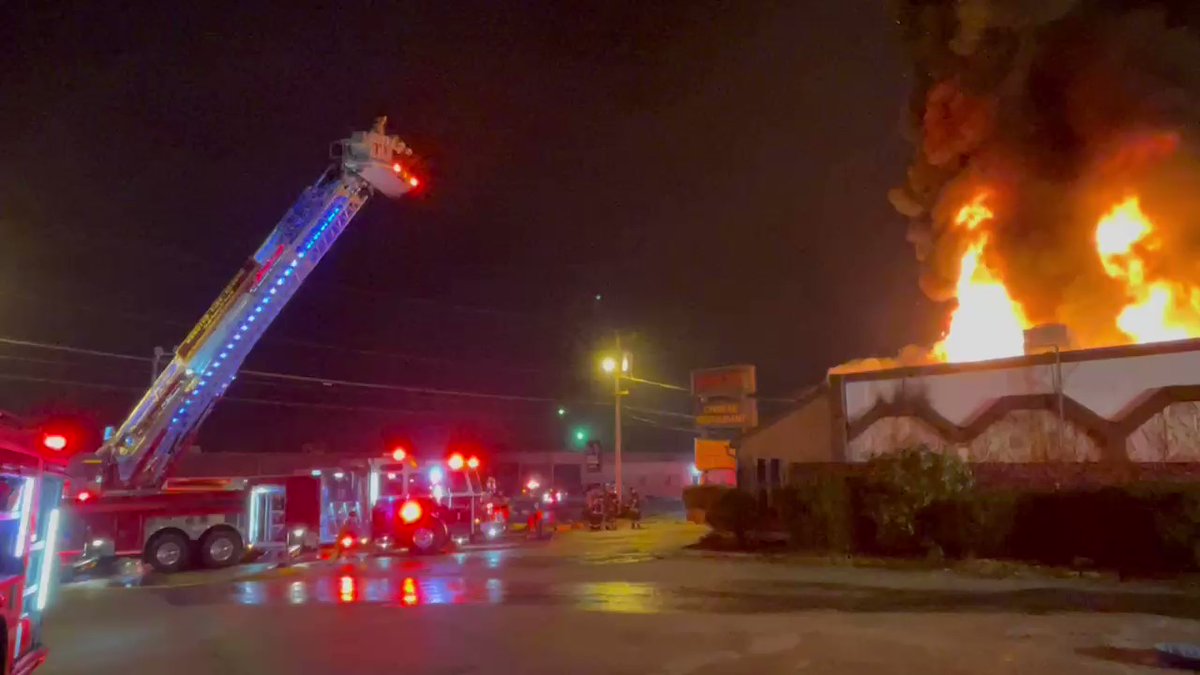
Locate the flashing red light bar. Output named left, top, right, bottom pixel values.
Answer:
left=41, top=433, right=68, bottom=451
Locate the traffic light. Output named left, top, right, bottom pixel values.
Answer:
left=570, top=426, right=590, bottom=448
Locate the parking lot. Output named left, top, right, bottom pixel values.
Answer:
left=41, top=519, right=1200, bottom=674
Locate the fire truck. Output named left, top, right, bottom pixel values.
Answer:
left=0, top=413, right=71, bottom=674
left=67, top=119, right=423, bottom=573
left=367, top=450, right=542, bottom=554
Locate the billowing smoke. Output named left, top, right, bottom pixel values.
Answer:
left=888, top=0, right=1200, bottom=349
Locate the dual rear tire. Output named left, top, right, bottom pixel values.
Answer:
left=144, top=527, right=245, bottom=573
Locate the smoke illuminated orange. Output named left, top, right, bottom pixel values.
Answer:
left=934, top=194, right=1030, bottom=363
left=1095, top=196, right=1200, bottom=343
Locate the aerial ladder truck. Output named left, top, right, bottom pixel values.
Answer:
left=66, top=119, right=423, bottom=573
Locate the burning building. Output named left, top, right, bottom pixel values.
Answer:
left=886, top=0, right=1200, bottom=363
left=736, top=1, right=1200, bottom=490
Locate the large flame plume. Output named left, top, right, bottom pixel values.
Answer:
left=934, top=194, right=1029, bottom=362
left=1094, top=196, right=1200, bottom=343
left=873, top=0, right=1200, bottom=369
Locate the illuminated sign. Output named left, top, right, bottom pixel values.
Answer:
left=691, top=365, right=757, bottom=429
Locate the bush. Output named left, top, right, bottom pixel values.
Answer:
left=706, top=489, right=759, bottom=546
left=861, top=446, right=973, bottom=554
left=921, top=491, right=1017, bottom=559
left=1006, top=484, right=1200, bottom=574
left=682, top=485, right=729, bottom=512
left=777, top=474, right=854, bottom=553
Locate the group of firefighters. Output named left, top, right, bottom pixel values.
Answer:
left=584, top=484, right=643, bottom=530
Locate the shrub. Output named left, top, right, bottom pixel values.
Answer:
left=921, top=491, right=1017, bottom=559
left=1006, top=484, right=1200, bottom=574
left=682, top=485, right=729, bottom=512
left=706, top=489, right=759, bottom=546
left=861, top=446, right=973, bottom=554
left=777, top=474, right=854, bottom=553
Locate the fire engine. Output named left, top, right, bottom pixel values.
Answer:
left=0, top=413, right=72, bottom=674
left=367, top=450, right=542, bottom=554
left=67, top=119, right=423, bottom=573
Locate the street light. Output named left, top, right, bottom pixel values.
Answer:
left=599, top=338, right=632, bottom=498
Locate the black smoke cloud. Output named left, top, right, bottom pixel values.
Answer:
left=888, top=0, right=1200, bottom=347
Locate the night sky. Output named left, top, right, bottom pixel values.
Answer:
left=0, top=2, right=936, bottom=457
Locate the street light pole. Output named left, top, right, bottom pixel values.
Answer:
left=613, top=332, right=622, bottom=499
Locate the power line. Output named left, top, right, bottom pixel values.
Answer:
left=238, top=369, right=554, bottom=402
left=626, top=414, right=698, bottom=434
left=621, top=403, right=695, bottom=420
left=0, top=336, right=703, bottom=417
left=0, top=337, right=148, bottom=363
left=624, top=375, right=690, bottom=393
left=0, top=335, right=555, bottom=403
left=0, top=288, right=553, bottom=374
left=0, top=373, right=545, bottom=419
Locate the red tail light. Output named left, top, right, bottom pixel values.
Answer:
left=340, top=535, right=354, bottom=549
left=76, top=491, right=92, bottom=503
left=399, top=500, right=422, bottom=524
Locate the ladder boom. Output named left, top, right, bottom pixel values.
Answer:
left=101, top=118, right=421, bottom=489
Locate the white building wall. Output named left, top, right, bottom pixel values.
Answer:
left=839, top=342, right=1200, bottom=463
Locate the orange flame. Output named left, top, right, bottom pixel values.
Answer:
left=934, top=194, right=1030, bottom=362
left=1095, top=196, right=1200, bottom=343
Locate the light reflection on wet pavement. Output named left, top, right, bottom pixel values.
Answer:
left=137, top=543, right=1200, bottom=619
left=222, top=574, right=667, bottom=614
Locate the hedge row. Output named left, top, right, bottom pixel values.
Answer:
left=684, top=448, right=1200, bottom=574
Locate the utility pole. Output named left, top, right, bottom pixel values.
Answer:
left=151, top=346, right=171, bottom=384
left=613, top=331, right=623, bottom=499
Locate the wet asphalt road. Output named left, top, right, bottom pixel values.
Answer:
left=42, top=521, right=1200, bottom=674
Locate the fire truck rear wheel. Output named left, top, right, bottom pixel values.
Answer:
left=410, top=520, right=448, bottom=555
left=199, top=527, right=244, bottom=569
left=145, top=530, right=191, bottom=573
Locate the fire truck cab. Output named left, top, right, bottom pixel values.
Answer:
left=0, top=413, right=69, bottom=674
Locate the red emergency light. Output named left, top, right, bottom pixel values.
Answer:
left=76, top=490, right=92, bottom=503
left=399, top=499, right=422, bottom=524
left=391, top=447, right=407, bottom=462
left=466, top=456, right=480, bottom=470
left=41, top=433, right=68, bottom=452
left=447, top=453, right=465, bottom=471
